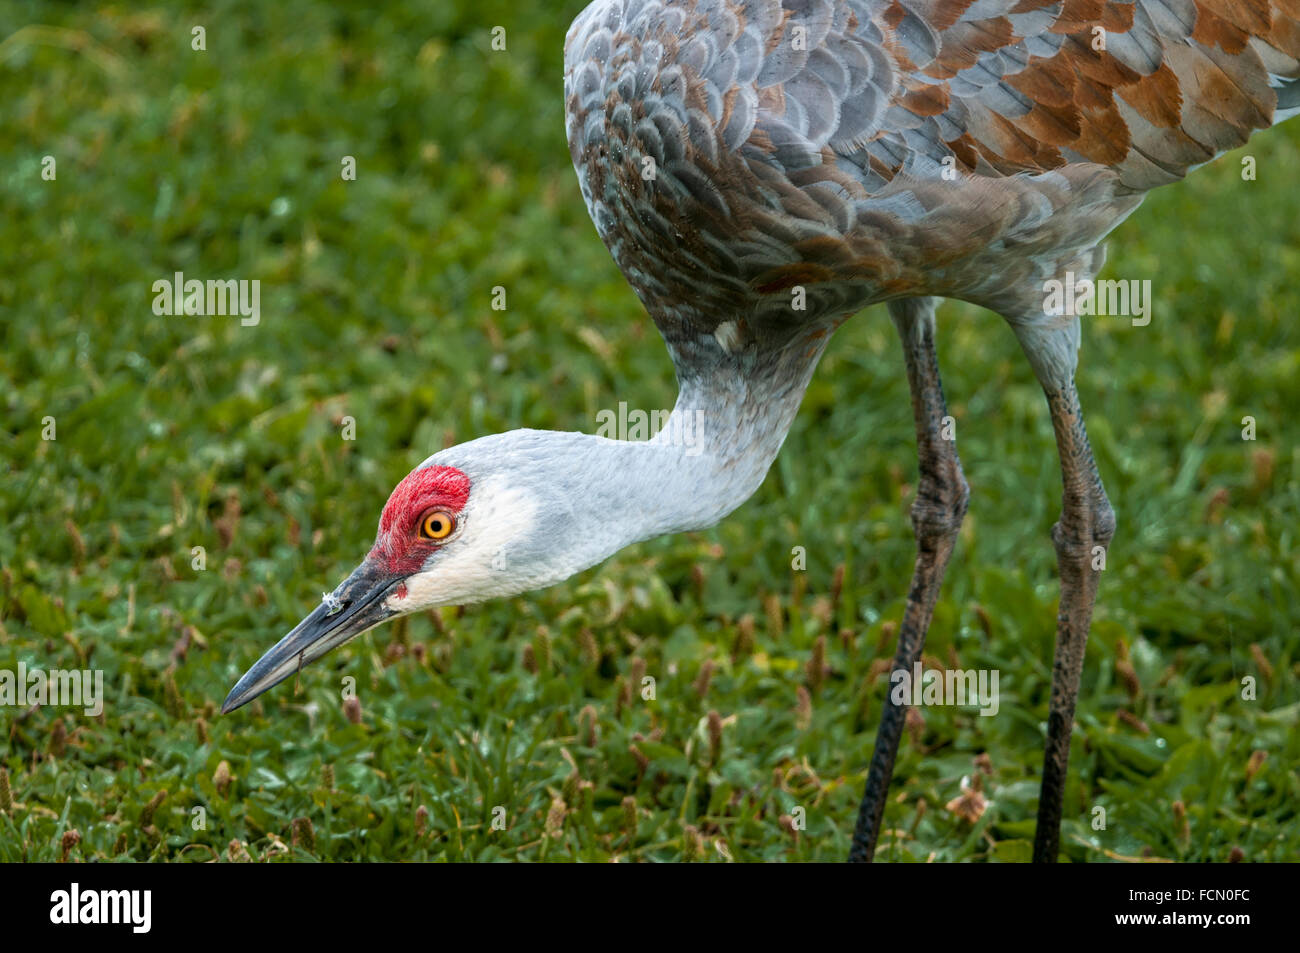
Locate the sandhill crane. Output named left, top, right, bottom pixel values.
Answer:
left=223, top=0, right=1300, bottom=862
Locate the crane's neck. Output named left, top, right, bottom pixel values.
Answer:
left=638, top=334, right=829, bottom=533
left=451, top=332, right=830, bottom=594
left=420, top=329, right=832, bottom=601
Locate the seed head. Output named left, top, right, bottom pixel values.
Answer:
left=764, top=593, right=784, bottom=639
left=532, top=627, right=552, bottom=672
left=794, top=686, right=812, bottom=730
left=60, top=829, right=81, bottom=863
left=545, top=797, right=566, bottom=838
left=945, top=777, right=987, bottom=825
left=139, top=790, right=167, bottom=829
left=578, top=705, right=598, bottom=747
left=628, top=743, right=649, bottom=778
left=905, top=706, right=925, bottom=746
left=1172, top=800, right=1190, bottom=845
left=805, top=636, right=826, bottom=694
left=1249, top=643, right=1274, bottom=681
left=707, top=709, right=723, bottom=763
left=1245, top=749, right=1267, bottom=783
left=213, top=760, right=232, bottom=797
left=342, top=695, right=362, bottom=724
left=682, top=824, right=704, bottom=860
left=778, top=814, right=799, bottom=844
left=693, top=659, right=714, bottom=698
left=731, top=614, right=756, bottom=661
left=291, top=816, right=316, bottom=852
left=49, top=718, right=67, bottom=757
left=578, top=627, right=599, bottom=666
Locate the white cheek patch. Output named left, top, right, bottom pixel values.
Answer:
left=384, top=475, right=540, bottom=610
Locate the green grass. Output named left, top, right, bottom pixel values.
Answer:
left=1, top=0, right=1297, bottom=862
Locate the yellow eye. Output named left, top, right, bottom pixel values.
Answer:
left=419, top=509, right=455, bottom=541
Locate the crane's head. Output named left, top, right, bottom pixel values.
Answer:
left=221, top=445, right=559, bottom=714
left=221, top=426, right=696, bottom=713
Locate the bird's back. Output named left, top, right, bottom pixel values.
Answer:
left=564, top=0, right=1299, bottom=340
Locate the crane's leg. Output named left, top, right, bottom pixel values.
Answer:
left=849, top=297, right=969, bottom=863
left=1014, top=322, right=1115, bottom=863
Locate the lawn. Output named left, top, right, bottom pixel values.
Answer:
left=1, top=0, right=1297, bottom=862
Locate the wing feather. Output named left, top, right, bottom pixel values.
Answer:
left=564, top=0, right=1300, bottom=344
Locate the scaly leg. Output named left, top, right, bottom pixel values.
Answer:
left=1031, top=382, right=1114, bottom=862
left=1013, top=322, right=1116, bottom=863
left=849, top=298, right=969, bottom=863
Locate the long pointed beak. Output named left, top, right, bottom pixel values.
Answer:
left=221, top=560, right=401, bottom=714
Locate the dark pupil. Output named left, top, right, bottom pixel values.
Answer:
left=428, top=516, right=444, bottom=533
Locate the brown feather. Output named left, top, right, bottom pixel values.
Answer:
left=1118, top=62, right=1184, bottom=128
left=1006, top=53, right=1079, bottom=108
left=1018, top=100, right=1086, bottom=144
left=1062, top=35, right=1142, bottom=88
left=1099, top=2, right=1136, bottom=34
left=900, top=82, right=951, bottom=116
left=1193, top=7, right=1253, bottom=55
left=1266, top=13, right=1300, bottom=59
left=944, top=134, right=980, bottom=170
left=1051, top=0, right=1109, bottom=35
left=1070, top=102, right=1132, bottom=164
left=1197, top=0, right=1273, bottom=36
